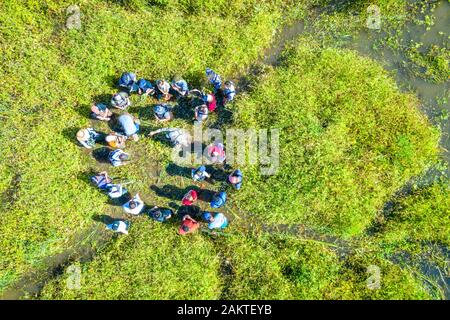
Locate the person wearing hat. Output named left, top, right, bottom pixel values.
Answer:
left=178, top=214, right=199, bottom=235
left=137, top=78, right=155, bottom=96
left=90, top=103, right=113, bottom=121
left=205, top=68, right=222, bottom=92
left=202, top=93, right=217, bottom=112
left=76, top=128, right=102, bottom=149
left=191, top=165, right=211, bottom=182
left=170, top=76, right=189, bottom=98
left=111, top=91, right=131, bottom=110
left=194, top=104, right=209, bottom=123
left=202, top=211, right=228, bottom=231
left=118, top=72, right=138, bottom=93
left=149, top=127, right=190, bottom=147
left=108, top=149, right=130, bottom=167
left=147, top=206, right=173, bottom=223
left=155, top=80, right=172, bottom=101
left=122, top=193, right=144, bottom=216
left=210, top=191, right=227, bottom=209
left=117, top=113, right=140, bottom=141
left=153, top=104, right=173, bottom=123
left=105, top=132, right=127, bottom=149
left=106, top=220, right=130, bottom=235
left=207, top=142, right=226, bottom=164
left=228, top=169, right=243, bottom=190
left=223, top=80, right=236, bottom=104
left=182, top=189, right=198, bottom=206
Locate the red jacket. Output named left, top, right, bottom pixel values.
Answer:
left=178, top=216, right=199, bottom=235
left=182, top=190, right=198, bottom=206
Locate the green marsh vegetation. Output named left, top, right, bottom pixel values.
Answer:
left=0, top=0, right=448, bottom=299
left=232, top=39, right=440, bottom=236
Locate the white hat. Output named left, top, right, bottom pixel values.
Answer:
left=76, top=129, right=90, bottom=142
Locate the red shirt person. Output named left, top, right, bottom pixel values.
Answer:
left=182, top=189, right=198, bottom=206
left=178, top=215, right=200, bottom=235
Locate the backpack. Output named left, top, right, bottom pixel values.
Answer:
left=90, top=174, right=111, bottom=190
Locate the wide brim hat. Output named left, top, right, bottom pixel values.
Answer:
left=76, top=129, right=89, bottom=141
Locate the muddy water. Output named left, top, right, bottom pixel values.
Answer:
left=263, top=20, right=305, bottom=66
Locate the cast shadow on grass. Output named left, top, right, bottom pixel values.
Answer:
left=184, top=70, right=207, bottom=89
left=106, top=192, right=132, bottom=207
left=92, top=214, right=116, bottom=225
left=61, top=127, right=83, bottom=148
left=172, top=101, right=195, bottom=122
left=92, top=147, right=113, bottom=164
left=73, top=104, right=92, bottom=119
left=208, top=105, right=233, bottom=129
left=147, top=133, right=177, bottom=148
left=129, top=104, right=153, bottom=121
left=209, top=166, right=230, bottom=182
left=176, top=205, right=202, bottom=220
left=150, top=184, right=216, bottom=203
left=166, top=163, right=192, bottom=179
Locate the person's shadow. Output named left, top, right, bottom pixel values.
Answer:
left=148, top=131, right=177, bottom=148
left=92, top=214, right=115, bottom=225
left=150, top=184, right=189, bottom=201
left=150, top=184, right=215, bottom=203
left=172, top=101, right=195, bottom=121
left=166, top=163, right=192, bottom=179
left=62, top=127, right=83, bottom=147
left=106, top=192, right=132, bottom=207
left=128, top=104, right=154, bottom=121
left=92, top=147, right=113, bottom=164
left=209, top=166, right=229, bottom=182
left=176, top=205, right=202, bottom=220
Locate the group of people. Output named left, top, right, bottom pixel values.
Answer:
left=76, top=68, right=242, bottom=236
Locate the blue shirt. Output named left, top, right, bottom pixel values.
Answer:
left=172, top=79, right=189, bottom=94
left=109, top=149, right=126, bottom=167
left=206, top=68, right=222, bottom=91
left=230, top=169, right=243, bottom=190
left=192, top=166, right=208, bottom=181
left=210, top=191, right=227, bottom=208
left=137, top=78, right=154, bottom=93
left=118, top=114, right=139, bottom=136
left=149, top=209, right=172, bottom=222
